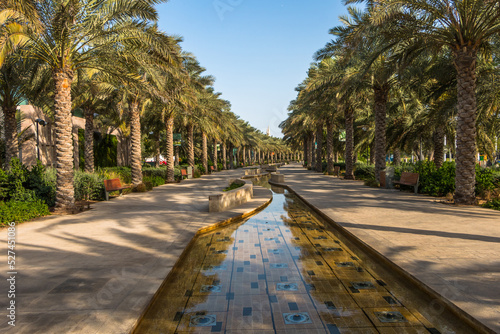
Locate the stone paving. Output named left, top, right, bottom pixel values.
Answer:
left=280, top=163, right=500, bottom=333
left=0, top=169, right=272, bottom=334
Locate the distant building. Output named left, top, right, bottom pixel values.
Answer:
left=266, top=126, right=270, bottom=136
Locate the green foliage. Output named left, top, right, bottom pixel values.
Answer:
left=354, top=163, right=375, bottom=180
left=0, top=159, right=55, bottom=206
left=196, top=164, right=205, bottom=175
left=394, top=161, right=455, bottom=196
left=98, top=167, right=132, bottom=184
left=0, top=199, right=50, bottom=225
left=364, top=177, right=379, bottom=187
left=144, top=175, right=165, bottom=188
left=78, top=129, right=118, bottom=169
left=142, top=167, right=167, bottom=179
left=217, top=163, right=223, bottom=170
left=74, top=171, right=106, bottom=201
left=224, top=182, right=244, bottom=192
left=333, top=162, right=346, bottom=171
left=133, top=183, right=147, bottom=192
left=482, top=199, right=500, bottom=211
left=475, top=165, right=496, bottom=196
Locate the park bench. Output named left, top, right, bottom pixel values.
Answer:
left=333, top=166, right=341, bottom=177
left=210, top=166, right=215, bottom=172
left=181, top=169, right=188, bottom=179
left=393, top=172, right=419, bottom=194
left=103, top=178, right=130, bottom=201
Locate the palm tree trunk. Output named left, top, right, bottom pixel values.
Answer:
left=326, top=118, right=334, bottom=175
left=229, top=143, right=234, bottom=169
left=187, top=123, right=194, bottom=168
left=242, top=146, right=247, bottom=166
left=433, top=125, right=445, bottom=168
left=344, top=106, right=355, bottom=180
left=311, top=133, right=316, bottom=168
left=393, top=148, right=401, bottom=166
left=307, top=134, right=313, bottom=168
left=202, top=132, right=208, bottom=174
left=222, top=141, right=227, bottom=169
left=316, top=123, right=323, bottom=172
left=174, top=146, right=179, bottom=166
left=374, top=85, right=389, bottom=183
left=3, top=105, right=18, bottom=168
left=166, top=114, right=174, bottom=182
left=213, top=139, right=218, bottom=171
left=248, top=148, right=252, bottom=165
left=53, top=69, right=75, bottom=210
left=130, top=100, right=143, bottom=186
left=84, top=108, right=94, bottom=173
left=454, top=49, right=477, bottom=204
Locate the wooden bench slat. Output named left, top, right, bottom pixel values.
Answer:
left=393, top=172, right=419, bottom=194
left=103, top=178, right=130, bottom=200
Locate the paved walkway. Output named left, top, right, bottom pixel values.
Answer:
left=0, top=169, right=272, bottom=334
left=280, top=163, right=500, bottom=333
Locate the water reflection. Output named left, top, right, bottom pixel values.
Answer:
left=135, top=187, right=438, bottom=333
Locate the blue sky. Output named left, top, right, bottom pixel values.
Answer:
left=156, top=0, right=348, bottom=137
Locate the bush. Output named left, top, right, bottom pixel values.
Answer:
left=475, top=165, right=496, bottom=197
left=224, top=182, right=244, bottom=192
left=142, top=167, right=167, bottom=179
left=195, top=164, right=205, bottom=176
left=74, top=171, right=106, bottom=201
left=482, top=199, right=500, bottom=211
left=333, top=162, right=346, bottom=171
left=0, top=199, right=50, bottom=225
left=354, top=163, right=375, bottom=180
left=144, top=175, right=165, bottom=188
left=133, top=183, right=147, bottom=192
left=98, top=167, right=132, bottom=184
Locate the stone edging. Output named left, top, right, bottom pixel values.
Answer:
left=270, top=181, right=495, bottom=334
left=130, top=186, right=273, bottom=333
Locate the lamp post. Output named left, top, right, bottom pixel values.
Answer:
left=35, top=118, right=47, bottom=161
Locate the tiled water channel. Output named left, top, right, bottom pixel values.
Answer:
left=134, top=186, right=441, bottom=334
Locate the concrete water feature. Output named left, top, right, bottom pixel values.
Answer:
left=134, top=184, right=469, bottom=333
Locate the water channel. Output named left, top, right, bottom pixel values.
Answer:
left=134, top=181, right=451, bottom=334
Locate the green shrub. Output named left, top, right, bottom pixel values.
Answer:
left=74, top=171, right=105, bottom=201
left=333, top=162, right=346, bottom=171
left=224, top=182, right=244, bottom=192
left=482, top=199, right=500, bottom=210
left=354, top=163, right=375, bottom=180
left=475, top=165, right=495, bottom=196
left=27, top=161, right=56, bottom=207
left=0, top=199, right=50, bottom=225
left=143, top=175, right=165, bottom=188
left=98, top=167, right=132, bottom=184
left=133, top=183, right=147, bottom=192
left=142, top=167, right=167, bottom=179
left=195, top=164, right=205, bottom=176
left=364, top=177, right=379, bottom=187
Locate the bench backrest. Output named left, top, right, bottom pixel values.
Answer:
left=334, top=166, right=340, bottom=172
left=104, top=178, right=122, bottom=191
left=379, top=171, right=386, bottom=188
left=400, top=172, right=419, bottom=184
left=181, top=169, right=188, bottom=176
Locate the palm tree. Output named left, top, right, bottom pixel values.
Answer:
left=10, top=0, right=167, bottom=210
left=369, top=0, right=500, bottom=203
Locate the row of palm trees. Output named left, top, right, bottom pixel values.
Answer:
left=281, top=0, right=500, bottom=205
left=0, top=0, right=292, bottom=211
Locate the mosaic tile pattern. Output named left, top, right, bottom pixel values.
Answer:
left=134, top=187, right=440, bottom=334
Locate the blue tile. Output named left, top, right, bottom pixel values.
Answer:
left=237, top=267, right=244, bottom=273
left=280, top=276, right=288, bottom=282
left=258, top=274, right=266, bottom=280
left=288, top=302, right=299, bottom=311
left=239, top=240, right=244, bottom=243
left=250, top=255, right=256, bottom=259
left=226, top=292, right=234, bottom=300
left=242, top=307, right=252, bottom=316
left=244, top=261, right=250, bottom=265
left=262, top=258, right=269, bottom=263
left=269, top=295, right=278, bottom=303
left=251, top=282, right=258, bottom=289
left=327, top=324, right=341, bottom=334
left=211, top=321, right=222, bottom=332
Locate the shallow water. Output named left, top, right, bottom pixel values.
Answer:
left=134, top=186, right=441, bottom=333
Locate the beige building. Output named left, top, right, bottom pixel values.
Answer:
left=4, top=105, right=129, bottom=168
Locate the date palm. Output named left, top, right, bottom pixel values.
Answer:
left=368, top=0, right=500, bottom=203
left=10, top=0, right=166, bottom=210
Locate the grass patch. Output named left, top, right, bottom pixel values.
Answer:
left=224, top=182, right=244, bottom=192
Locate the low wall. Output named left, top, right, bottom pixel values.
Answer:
left=209, top=179, right=253, bottom=212
left=244, top=168, right=262, bottom=176
left=270, top=172, right=284, bottom=183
